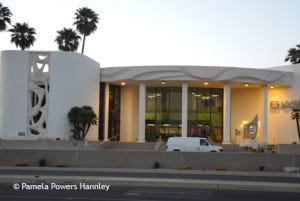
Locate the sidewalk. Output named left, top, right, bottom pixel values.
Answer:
left=0, top=167, right=299, bottom=192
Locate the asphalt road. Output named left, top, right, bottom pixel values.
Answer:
left=0, top=168, right=299, bottom=184
left=0, top=183, right=299, bottom=201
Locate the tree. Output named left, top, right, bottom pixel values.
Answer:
left=284, top=44, right=300, bottom=64
left=55, top=28, right=81, bottom=51
left=0, top=2, right=12, bottom=32
left=9, top=22, right=36, bottom=50
left=291, top=108, right=300, bottom=141
left=73, top=7, right=99, bottom=54
left=68, top=106, right=97, bottom=140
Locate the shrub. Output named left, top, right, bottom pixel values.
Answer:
left=215, top=166, right=227, bottom=171
left=181, top=165, right=192, bottom=170
left=16, top=163, right=29, bottom=167
left=38, top=158, right=47, bottom=167
left=153, top=161, right=160, bottom=169
left=256, top=143, right=268, bottom=153
left=55, top=164, right=68, bottom=168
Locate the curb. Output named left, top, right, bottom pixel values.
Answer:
left=0, top=175, right=299, bottom=193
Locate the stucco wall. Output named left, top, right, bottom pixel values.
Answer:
left=0, top=51, right=29, bottom=139
left=0, top=51, right=100, bottom=141
left=120, top=85, right=139, bottom=141
left=268, top=64, right=300, bottom=144
left=48, top=52, right=100, bottom=141
left=231, top=88, right=263, bottom=144
left=231, top=64, right=300, bottom=144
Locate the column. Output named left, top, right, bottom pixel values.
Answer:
left=223, top=82, right=231, bottom=144
left=262, top=85, right=268, bottom=143
left=138, top=82, right=146, bottom=142
left=104, top=83, right=109, bottom=141
left=181, top=82, right=188, bottom=137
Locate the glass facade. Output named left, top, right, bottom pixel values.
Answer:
left=145, top=87, right=223, bottom=143
left=108, top=85, right=121, bottom=141
left=98, top=83, right=105, bottom=140
left=145, top=87, right=182, bottom=141
left=98, top=83, right=121, bottom=141
left=188, top=88, right=223, bottom=143
left=100, top=84, right=223, bottom=143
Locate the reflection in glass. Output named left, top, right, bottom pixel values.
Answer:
left=145, top=87, right=223, bottom=143
left=146, top=87, right=182, bottom=141
left=188, top=88, right=223, bottom=143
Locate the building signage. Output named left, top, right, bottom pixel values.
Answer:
left=270, top=100, right=300, bottom=109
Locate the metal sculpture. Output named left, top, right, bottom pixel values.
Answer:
left=244, top=114, right=258, bottom=140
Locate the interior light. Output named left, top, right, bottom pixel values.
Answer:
left=161, top=81, right=166, bottom=85
left=121, top=82, right=126, bottom=86
left=270, top=85, right=274, bottom=89
left=244, top=83, right=249, bottom=87
left=204, top=82, right=209, bottom=85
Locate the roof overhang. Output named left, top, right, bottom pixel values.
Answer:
left=100, top=65, right=293, bottom=86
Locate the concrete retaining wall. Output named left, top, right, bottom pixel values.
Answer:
left=278, top=144, right=300, bottom=154
left=0, top=149, right=299, bottom=172
left=0, top=140, right=101, bottom=150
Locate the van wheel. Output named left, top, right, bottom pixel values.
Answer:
left=173, top=149, right=180, bottom=152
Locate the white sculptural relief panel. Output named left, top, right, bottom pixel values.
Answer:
left=27, top=53, right=50, bottom=137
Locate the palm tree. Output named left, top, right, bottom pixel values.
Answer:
left=73, top=7, right=99, bottom=54
left=55, top=28, right=81, bottom=51
left=285, top=44, right=300, bottom=64
left=0, top=2, right=12, bottom=32
left=68, top=105, right=97, bottom=140
left=9, top=22, right=36, bottom=50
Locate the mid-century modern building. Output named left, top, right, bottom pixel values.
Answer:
left=0, top=50, right=299, bottom=144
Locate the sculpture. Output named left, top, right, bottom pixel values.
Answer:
left=27, top=53, right=50, bottom=137
left=244, top=114, right=258, bottom=140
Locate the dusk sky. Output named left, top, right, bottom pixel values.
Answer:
left=1, top=0, right=300, bottom=68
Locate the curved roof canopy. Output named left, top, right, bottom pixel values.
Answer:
left=100, top=65, right=293, bottom=86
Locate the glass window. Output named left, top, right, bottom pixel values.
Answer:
left=188, top=88, right=223, bottom=143
left=98, top=82, right=105, bottom=140
left=200, top=139, right=209, bottom=146
left=146, top=87, right=182, bottom=141
left=109, top=85, right=121, bottom=141
left=145, top=86, right=223, bottom=143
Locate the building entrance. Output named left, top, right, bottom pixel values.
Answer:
left=188, top=88, right=223, bottom=143
left=99, top=83, right=121, bottom=141
left=145, top=86, right=223, bottom=143
left=145, top=87, right=182, bottom=141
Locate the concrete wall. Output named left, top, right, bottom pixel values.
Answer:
left=48, top=52, right=100, bottom=141
left=120, top=85, right=139, bottom=141
left=0, top=51, right=29, bottom=139
left=0, top=149, right=298, bottom=171
left=0, top=51, right=100, bottom=141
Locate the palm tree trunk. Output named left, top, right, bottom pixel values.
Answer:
left=81, top=34, right=86, bottom=54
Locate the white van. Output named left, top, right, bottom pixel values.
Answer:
left=166, top=137, right=223, bottom=152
